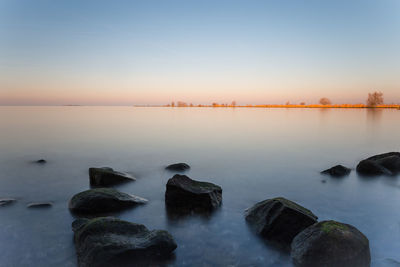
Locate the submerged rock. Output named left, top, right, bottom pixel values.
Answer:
left=72, top=217, right=177, bottom=267
left=36, top=159, right=47, bottom=164
left=165, top=163, right=190, bottom=171
left=357, top=152, right=400, bottom=176
left=291, top=220, right=371, bottom=267
left=0, top=198, right=16, bottom=206
left=69, top=188, right=147, bottom=214
left=165, top=174, right=222, bottom=212
left=89, top=167, right=136, bottom=186
left=321, top=165, right=351, bottom=177
left=245, top=197, right=318, bottom=247
left=27, top=202, right=52, bottom=208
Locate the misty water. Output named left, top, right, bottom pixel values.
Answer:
left=0, top=106, right=400, bottom=267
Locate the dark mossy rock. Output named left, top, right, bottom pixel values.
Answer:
left=36, top=159, right=47, bottom=164
left=165, top=163, right=190, bottom=171
left=27, top=202, right=52, bottom=208
left=0, top=198, right=16, bottom=206
left=89, top=167, right=136, bottom=186
left=69, top=188, right=147, bottom=214
left=165, top=174, right=222, bottom=212
left=321, top=165, right=351, bottom=177
left=357, top=152, right=400, bottom=176
left=245, top=197, right=318, bottom=247
left=291, top=220, right=371, bottom=267
left=72, top=217, right=177, bottom=267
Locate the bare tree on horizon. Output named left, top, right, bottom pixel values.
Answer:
left=367, top=91, right=384, bottom=106
left=319, top=98, right=332, bottom=105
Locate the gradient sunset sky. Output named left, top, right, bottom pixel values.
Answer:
left=1, top=0, right=399, bottom=105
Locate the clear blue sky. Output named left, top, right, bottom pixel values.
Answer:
left=1, top=0, right=399, bottom=105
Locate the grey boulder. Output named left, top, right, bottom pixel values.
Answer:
left=69, top=188, right=147, bottom=214
left=291, top=220, right=371, bottom=267
left=357, top=152, right=400, bottom=176
left=321, top=165, right=351, bottom=177
left=89, top=167, right=136, bottom=186
left=72, top=217, right=177, bottom=267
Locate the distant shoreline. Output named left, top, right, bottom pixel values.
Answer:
left=133, top=104, right=400, bottom=109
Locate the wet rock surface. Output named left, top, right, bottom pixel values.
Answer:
left=89, top=167, right=136, bottom=186
left=291, top=220, right=371, bottom=267
left=72, top=217, right=177, bottom=267
left=27, top=202, right=52, bottom=208
left=357, top=152, right=400, bottom=176
left=321, top=165, right=351, bottom=177
left=165, top=163, right=190, bottom=171
left=245, top=197, right=318, bottom=247
left=165, top=174, right=222, bottom=213
left=69, top=188, right=147, bottom=214
left=0, top=198, right=16, bottom=206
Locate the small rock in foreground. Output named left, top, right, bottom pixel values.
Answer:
left=69, top=188, right=147, bottom=214
left=165, top=163, right=190, bottom=171
left=27, top=202, right=52, bottom=208
left=291, top=220, right=371, bottom=267
left=72, top=217, right=177, bottom=267
left=245, top=197, right=318, bottom=247
left=165, top=174, right=222, bottom=212
left=89, top=167, right=136, bottom=186
left=321, top=165, right=351, bottom=177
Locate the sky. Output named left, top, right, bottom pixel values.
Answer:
left=1, top=0, right=399, bottom=105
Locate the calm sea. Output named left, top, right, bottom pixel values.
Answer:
left=0, top=107, right=399, bottom=266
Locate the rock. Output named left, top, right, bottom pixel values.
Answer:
left=69, top=188, right=147, bottom=214
left=357, top=152, right=400, bottom=176
left=245, top=197, right=318, bottom=247
left=72, top=217, right=177, bottom=267
left=291, top=220, right=371, bottom=267
left=89, top=167, right=136, bottom=186
left=0, top=198, right=16, bottom=206
left=321, top=165, right=351, bottom=177
left=166, top=163, right=190, bottom=171
left=27, top=202, right=52, bottom=208
left=36, top=159, right=46, bottom=164
left=165, top=174, right=222, bottom=212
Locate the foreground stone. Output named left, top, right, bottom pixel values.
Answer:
left=165, top=174, right=222, bottom=212
left=27, top=202, right=52, bottom=208
left=245, top=197, right=318, bottom=247
left=291, top=220, right=371, bottom=267
left=321, top=165, right=351, bottom=177
left=69, top=188, right=147, bottom=214
left=357, top=152, right=400, bottom=176
left=89, top=167, right=136, bottom=186
left=165, top=163, right=190, bottom=171
left=0, top=198, right=16, bottom=206
left=72, top=217, right=177, bottom=267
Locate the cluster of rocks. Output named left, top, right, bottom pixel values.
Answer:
left=68, top=162, right=223, bottom=266
left=245, top=197, right=371, bottom=267
left=321, top=152, right=400, bottom=178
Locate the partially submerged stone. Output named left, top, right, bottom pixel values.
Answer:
left=0, top=198, right=16, bottom=206
left=165, top=163, right=190, bottom=171
left=72, top=217, right=177, bottom=267
left=165, top=174, right=222, bottom=212
left=27, top=202, right=52, bottom=208
left=291, top=220, right=371, bottom=267
left=36, top=159, right=47, bottom=164
left=245, top=197, right=318, bottom=247
left=69, top=188, right=147, bottom=214
left=357, top=152, right=400, bottom=176
left=89, top=167, right=136, bottom=186
left=321, top=165, right=351, bottom=177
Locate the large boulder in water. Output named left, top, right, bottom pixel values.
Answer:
left=356, top=152, right=400, bottom=176
left=165, top=163, right=190, bottom=171
left=245, top=197, right=318, bottom=247
left=89, top=167, right=136, bottom=186
left=321, top=165, right=351, bottom=177
left=165, top=174, right=222, bottom=212
left=72, top=217, right=177, bottom=267
left=69, top=188, right=147, bottom=214
left=291, top=220, right=371, bottom=267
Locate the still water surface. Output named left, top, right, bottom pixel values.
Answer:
left=0, top=107, right=399, bottom=266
